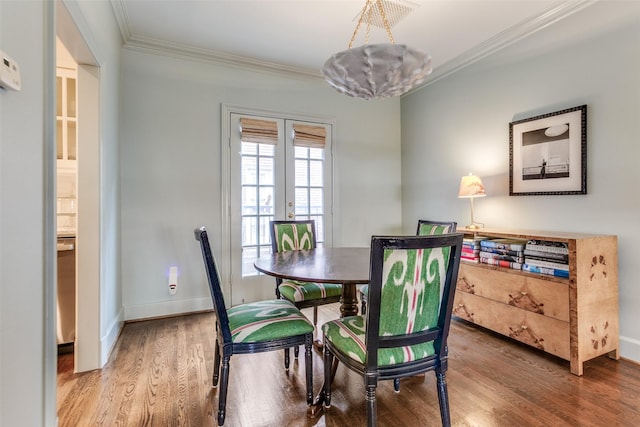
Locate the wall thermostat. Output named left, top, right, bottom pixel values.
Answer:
left=1, top=50, right=21, bottom=91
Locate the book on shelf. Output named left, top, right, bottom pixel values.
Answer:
left=480, top=256, right=522, bottom=270
left=479, top=247, right=524, bottom=257
left=479, top=251, right=524, bottom=263
left=525, top=240, right=569, bottom=255
left=522, top=263, right=569, bottom=278
left=480, top=238, right=527, bottom=251
left=461, top=255, right=479, bottom=263
left=460, top=250, right=480, bottom=258
left=523, top=249, right=569, bottom=263
left=523, top=257, right=569, bottom=271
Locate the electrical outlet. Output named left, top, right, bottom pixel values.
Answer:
left=169, top=266, right=178, bottom=295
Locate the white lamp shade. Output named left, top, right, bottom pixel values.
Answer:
left=458, top=174, right=486, bottom=198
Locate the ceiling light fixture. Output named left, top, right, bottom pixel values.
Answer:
left=321, top=0, right=432, bottom=100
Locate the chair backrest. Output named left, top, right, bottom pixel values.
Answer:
left=364, top=233, right=463, bottom=369
left=194, top=226, right=232, bottom=344
left=416, top=219, right=457, bottom=236
left=270, top=220, right=317, bottom=253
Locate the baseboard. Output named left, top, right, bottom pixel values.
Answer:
left=100, top=307, right=124, bottom=366
left=124, top=297, right=213, bottom=321
left=620, top=335, right=640, bottom=364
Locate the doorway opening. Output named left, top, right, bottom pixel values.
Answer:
left=55, top=0, right=101, bottom=374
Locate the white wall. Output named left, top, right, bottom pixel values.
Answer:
left=0, top=1, right=56, bottom=426
left=119, top=49, right=403, bottom=319
left=0, top=0, right=122, bottom=423
left=401, top=4, right=640, bottom=362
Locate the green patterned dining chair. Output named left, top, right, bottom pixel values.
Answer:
left=194, top=226, right=314, bottom=426
left=360, top=220, right=457, bottom=315
left=322, top=233, right=463, bottom=427
left=270, top=220, right=342, bottom=356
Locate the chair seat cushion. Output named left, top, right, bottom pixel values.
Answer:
left=228, top=299, right=314, bottom=343
left=322, top=315, right=435, bottom=366
left=279, top=280, right=342, bottom=303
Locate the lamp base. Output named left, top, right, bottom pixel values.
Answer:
left=466, top=223, right=484, bottom=230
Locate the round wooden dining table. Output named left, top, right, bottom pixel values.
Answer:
left=254, top=246, right=370, bottom=318
left=254, top=246, right=370, bottom=415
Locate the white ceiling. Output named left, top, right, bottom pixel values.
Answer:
left=111, top=0, right=640, bottom=84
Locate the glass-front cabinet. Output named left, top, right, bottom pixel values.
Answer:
left=56, top=66, right=77, bottom=235
left=56, top=67, right=77, bottom=167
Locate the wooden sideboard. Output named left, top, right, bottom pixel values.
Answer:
left=453, top=227, right=619, bottom=376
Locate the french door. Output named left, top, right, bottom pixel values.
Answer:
left=228, top=112, right=333, bottom=305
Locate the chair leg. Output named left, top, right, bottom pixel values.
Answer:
left=213, top=342, right=221, bottom=387
left=323, top=341, right=333, bottom=408
left=393, top=378, right=400, bottom=393
left=305, top=334, right=313, bottom=405
left=217, top=356, right=231, bottom=426
left=436, top=370, right=451, bottom=427
left=284, top=348, right=290, bottom=371
left=365, top=382, right=377, bottom=427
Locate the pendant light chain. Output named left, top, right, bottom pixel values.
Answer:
left=375, top=0, right=395, bottom=44
left=348, top=0, right=395, bottom=49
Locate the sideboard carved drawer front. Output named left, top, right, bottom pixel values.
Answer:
left=454, top=291, right=570, bottom=359
left=457, top=264, right=569, bottom=321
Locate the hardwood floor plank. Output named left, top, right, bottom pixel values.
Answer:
left=57, top=305, right=640, bottom=426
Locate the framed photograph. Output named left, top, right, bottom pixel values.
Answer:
left=509, top=105, right=587, bottom=196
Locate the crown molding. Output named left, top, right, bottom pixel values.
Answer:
left=405, top=0, right=598, bottom=95
left=122, top=33, right=324, bottom=80
left=109, top=0, right=596, bottom=87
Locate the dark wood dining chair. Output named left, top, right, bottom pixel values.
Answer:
left=270, top=220, right=342, bottom=355
left=360, top=219, right=457, bottom=315
left=194, top=226, right=314, bottom=426
left=322, top=233, right=464, bottom=427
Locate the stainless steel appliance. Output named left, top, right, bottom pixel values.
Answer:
left=57, top=237, right=76, bottom=346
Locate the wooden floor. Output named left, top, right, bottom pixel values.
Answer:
left=57, top=304, right=640, bottom=426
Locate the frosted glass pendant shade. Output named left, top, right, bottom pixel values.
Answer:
left=322, top=43, right=432, bottom=100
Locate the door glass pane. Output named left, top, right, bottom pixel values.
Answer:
left=67, top=121, right=76, bottom=160
left=295, top=188, right=309, bottom=215
left=310, top=188, right=323, bottom=214
left=241, top=186, right=257, bottom=215
left=241, top=141, right=275, bottom=277
left=309, top=147, right=323, bottom=159
left=309, top=160, right=323, bottom=186
left=259, top=157, right=274, bottom=185
left=56, top=120, right=63, bottom=160
left=241, top=156, right=257, bottom=185
left=56, top=77, right=62, bottom=117
left=295, top=159, right=308, bottom=186
left=67, top=78, right=76, bottom=118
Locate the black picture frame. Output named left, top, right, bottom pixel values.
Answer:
left=509, top=105, right=587, bottom=196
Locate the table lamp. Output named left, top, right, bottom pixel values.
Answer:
left=458, top=173, right=486, bottom=229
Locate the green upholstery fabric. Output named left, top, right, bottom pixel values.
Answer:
left=322, top=315, right=435, bottom=366
left=279, top=280, right=342, bottom=303
left=272, top=221, right=341, bottom=304
left=273, top=223, right=314, bottom=252
left=360, top=223, right=454, bottom=298
left=417, top=223, right=455, bottom=236
left=324, top=245, right=450, bottom=365
left=228, top=299, right=314, bottom=343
